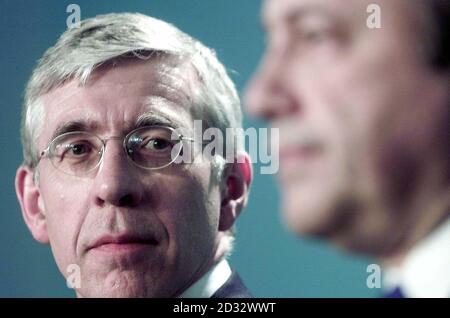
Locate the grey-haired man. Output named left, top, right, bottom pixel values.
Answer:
left=16, top=13, right=253, bottom=298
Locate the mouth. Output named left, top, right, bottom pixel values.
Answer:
left=88, top=234, right=159, bottom=254
left=279, top=144, right=323, bottom=163
left=277, top=143, right=327, bottom=183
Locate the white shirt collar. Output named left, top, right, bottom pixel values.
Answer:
left=179, top=259, right=232, bottom=298
left=383, top=217, right=450, bottom=298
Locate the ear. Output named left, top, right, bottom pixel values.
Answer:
left=218, top=153, right=253, bottom=231
left=15, top=165, right=49, bottom=244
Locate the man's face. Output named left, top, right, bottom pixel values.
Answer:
left=32, top=57, right=223, bottom=297
left=245, top=0, right=449, bottom=252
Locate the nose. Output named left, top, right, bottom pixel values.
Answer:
left=244, top=50, right=297, bottom=120
left=92, top=140, right=144, bottom=208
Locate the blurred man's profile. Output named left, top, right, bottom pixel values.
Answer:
left=245, top=0, right=449, bottom=298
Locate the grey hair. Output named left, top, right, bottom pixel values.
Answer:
left=21, top=12, right=244, bottom=255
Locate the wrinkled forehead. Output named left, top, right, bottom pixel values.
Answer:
left=38, top=56, right=198, bottom=147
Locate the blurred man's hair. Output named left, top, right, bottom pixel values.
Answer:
left=423, top=0, right=449, bottom=70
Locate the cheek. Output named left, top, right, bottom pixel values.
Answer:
left=40, top=179, right=90, bottom=275
left=158, top=173, right=220, bottom=261
left=293, top=58, right=399, bottom=207
left=314, top=47, right=411, bottom=150
left=312, top=54, right=433, bottom=206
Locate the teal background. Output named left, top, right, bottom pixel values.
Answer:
left=0, top=0, right=378, bottom=297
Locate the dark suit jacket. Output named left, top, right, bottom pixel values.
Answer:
left=211, top=271, right=252, bottom=298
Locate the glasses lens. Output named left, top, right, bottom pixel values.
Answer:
left=126, top=126, right=183, bottom=169
left=49, top=132, right=102, bottom=176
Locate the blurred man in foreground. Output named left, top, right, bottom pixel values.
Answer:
left=245, top=0, right=449, bottom=297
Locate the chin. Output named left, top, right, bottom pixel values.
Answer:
left=281, top=180, right=355, bottom=239
left=282, top=187, right=399, bottom=257
left=76, top=273, right=162, bottom=298
left=77, top=286, right=154, bottom=298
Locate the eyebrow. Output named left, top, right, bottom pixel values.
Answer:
left=50, top=120, right=99, bottom=142
left=286, top=6, right=334, bottom=26
left=49, top=113, right=177, bottom=143
left=140, top=96, right=189, bottom=129
left=264, top=4, right=335, bottom=31
left=135, top=112, right=176, bottom=129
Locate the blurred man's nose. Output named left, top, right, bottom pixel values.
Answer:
left=244, top=52, right=297, bottom=120
left=92, top=140, right=144, bottom=208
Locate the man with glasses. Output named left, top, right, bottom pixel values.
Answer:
left=15, top=13, right=252, bottom=298
left=245, top=0, right=449, bottom=297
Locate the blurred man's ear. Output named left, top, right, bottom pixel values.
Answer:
left=219, top=153, right=252, bottom=232
left=15, top=165, right=49, bottom=244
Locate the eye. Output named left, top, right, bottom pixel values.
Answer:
left=53, top=141, right=94, bottom=163
left=143, top=138, right=172, bottom=151
left=301, top=28, right=331, bottom=43
left=68, top=143, right=92, bottom=156
left=290, top=14, right=338, bottom=48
